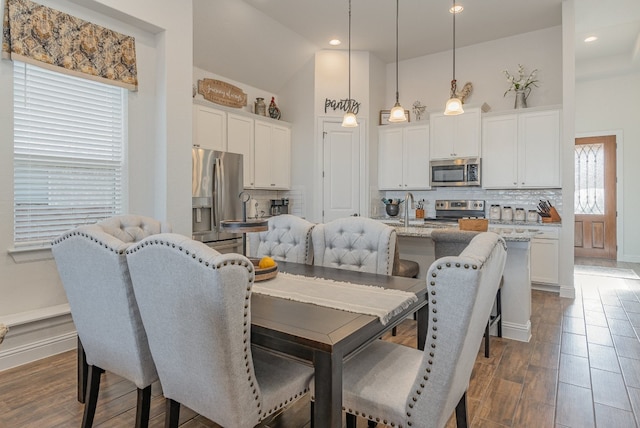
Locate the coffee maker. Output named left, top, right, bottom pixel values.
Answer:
left=270, top=198, right=289, bottom=216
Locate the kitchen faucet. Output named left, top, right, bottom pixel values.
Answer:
left=404, top=192, right=414, bottom=227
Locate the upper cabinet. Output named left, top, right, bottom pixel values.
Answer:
left=193, top=101, right=291, bottom=190
left=378, top=124, right=430, bottom=190
left=193, top=104, right=226, bottom=151
left=254, top=121, right=291, bottom=189
left=482, top=108, right=561, bottom=189
left=227, top=113, right=255, bottom=188
left=429, top=107, right=481, bottom=160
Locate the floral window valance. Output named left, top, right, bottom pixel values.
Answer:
left=2, top=0, right=138, bottom=90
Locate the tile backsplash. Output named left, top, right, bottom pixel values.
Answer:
left=376, top=187, right=563, bottom=219
left=242, top=186, right=305, bottom=219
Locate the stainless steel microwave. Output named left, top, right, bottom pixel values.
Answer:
left=430, top=157, right=481, bottom=187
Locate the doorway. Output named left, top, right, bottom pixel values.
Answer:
left=574, top=135, right=617, bottom=259
left=321, top=120, right=361, bottom=222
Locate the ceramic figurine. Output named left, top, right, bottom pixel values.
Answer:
left=268, top=97, right=281, bottom=120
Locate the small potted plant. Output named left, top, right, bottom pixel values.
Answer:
left=503, top=64, right=538, bottom=109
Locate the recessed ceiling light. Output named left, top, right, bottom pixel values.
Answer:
left=584, top=36, right=598, bottom=43
left=449, top=4, right=463, bottom=14
left=329, top=39, right=341, bottom=46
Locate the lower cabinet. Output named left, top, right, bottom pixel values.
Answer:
left=530, top=228, right=560, bottom=285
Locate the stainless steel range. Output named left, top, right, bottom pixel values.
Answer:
left=422, top=199, right=485, bottom=226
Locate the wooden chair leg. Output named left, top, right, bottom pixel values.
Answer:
left=165, top=398, right=180, bottom=428
left=455, top=392, right=468, bottom=428
left=310, top=401, right=314, bottom=428
left=496, top=288, right=503, bottom=337
left=135, top=385, right=152, bottom=428
left=81, top=365, right=104, bottom=428
left=484, top=319, right=490, bottom=358
left=78, top=337, right=88, bottom=403
left=345, top=413, right=357, bottom=428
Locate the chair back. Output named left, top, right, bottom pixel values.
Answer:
left=248, top=214, right=315, bottom=264
left=311, top=217, right=396, bottom=275
left=411, top=232, right=507, bottom=427
left=431, top=228, right=481, bottom=259
left=125, top=234, right=265, bottom=428
left=51, top=215, right=170, bottom=388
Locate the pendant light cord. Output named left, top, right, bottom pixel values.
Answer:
left=348, top=0, right=352, bottom=112
left=451, top=0, right=457, bottom=96
left=395, top=0, right=400, bottom=104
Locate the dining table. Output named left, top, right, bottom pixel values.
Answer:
left=252, top=260, right=428, bottom=428
left=76, top=260, right=428, bottom=428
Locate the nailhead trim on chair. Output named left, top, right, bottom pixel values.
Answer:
left=126, top=238, right=309, bottom=422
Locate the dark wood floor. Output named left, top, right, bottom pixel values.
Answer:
left=1, top=258, right=639, bottom=427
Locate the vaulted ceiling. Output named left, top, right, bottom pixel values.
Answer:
left=193, top=0, right=640, bottom=93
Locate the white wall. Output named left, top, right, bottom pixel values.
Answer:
left=0, top=0, right=192, bottom=369
left=389, top=26, right=564, bottom=114
left=575, top=71, right=640, bottom=262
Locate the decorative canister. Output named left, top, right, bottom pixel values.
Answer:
left=254, top=97, right=267, bottom=116
left=527, top=210, right=539, bottom=223
left=514, top=208, right=525, bottom=222
left=415, top=208, right=425, bottom=219
left=489, top=205, right=501, bottom=220
left=501, top=206, right=513, bottom=222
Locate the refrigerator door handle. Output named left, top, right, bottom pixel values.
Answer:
left=213, top=157, right=223, bottom=230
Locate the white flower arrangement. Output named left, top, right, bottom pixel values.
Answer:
left=503, top=64, right=539, bottom=97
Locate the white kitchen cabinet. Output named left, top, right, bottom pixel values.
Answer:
left=518, top=110, right=561, bottom=188
left=429, top=107, right=481, bottom=160
left=530, top=228, right=559, bottom=285
left=378, top=124, right=430, bottom=190
left=254, top=121, right=291, bottom=189
left=227, top=113, right=255, bottom=188
left=193, top=104, right=226, bottom=151
left=482, top=108, right=561, bottom=189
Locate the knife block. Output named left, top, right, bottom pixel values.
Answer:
left=542, top=207, right=562, bottom=223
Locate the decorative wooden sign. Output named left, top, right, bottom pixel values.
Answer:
left=197, top=79, right=247, bottom=108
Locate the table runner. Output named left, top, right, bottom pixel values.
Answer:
left=252, top=272, right=418, bottom=325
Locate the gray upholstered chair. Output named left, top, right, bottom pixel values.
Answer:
left=312, top=216, right=396, bottom=275
left=51, top=214, right=171, bottom=428
left=333, top=232, right=507, bottom=428
left=248, top=214, right=315, bottom=264
left=431, top=228, right=503, bottom=358
left=125, top=233, right=314, bottom=428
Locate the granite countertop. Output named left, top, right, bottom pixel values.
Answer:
left=373, top=218, right=536, bottom=242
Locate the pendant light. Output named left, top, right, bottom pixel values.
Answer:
left=444, top=0, right=464, bottom=115
left=388, top=0, right=406, bottom=123
left=341, top=0, right=358, bottom=127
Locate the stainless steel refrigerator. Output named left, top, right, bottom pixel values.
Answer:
left=192, top=148, right=244, bottom=253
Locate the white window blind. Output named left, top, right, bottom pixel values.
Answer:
left=13, top=61, right=126, bottom=247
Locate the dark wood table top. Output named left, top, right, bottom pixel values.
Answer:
left=250, top=261, right=427, bottom=358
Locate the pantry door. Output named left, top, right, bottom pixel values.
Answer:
left=574, top=135, right=617, bottom=259
left=322, top=120, right=361, bottom=222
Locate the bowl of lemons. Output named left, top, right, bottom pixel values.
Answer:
left=250, top=256, right=278, bottom=282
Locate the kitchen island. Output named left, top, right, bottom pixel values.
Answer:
left=389, top=222, right=534, bottom=343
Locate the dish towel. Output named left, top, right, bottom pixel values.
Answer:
left=252, top=272, right=418, bottom=325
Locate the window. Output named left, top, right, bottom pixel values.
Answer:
left=575, top=143, right=604, bottom=215
left=13, top=61, right=126, bottom=247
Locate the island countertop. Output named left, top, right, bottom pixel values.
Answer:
left=378, top=221, right=537, bottom=242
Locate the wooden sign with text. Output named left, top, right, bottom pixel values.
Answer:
left=197, top=79, right=247, bottom=108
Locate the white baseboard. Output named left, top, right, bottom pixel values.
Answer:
left=502, top=320, right=532, bottom=343
left=0, top=331, right=77, bottom=371
left=0, top=305, right=77, bottom=372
